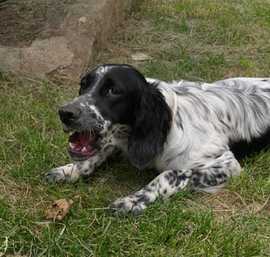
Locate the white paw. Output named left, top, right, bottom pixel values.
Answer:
left=45, top=164, right=79, bottom=184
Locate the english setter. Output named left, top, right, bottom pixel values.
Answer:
left=45, top=64, right=270, bottom=217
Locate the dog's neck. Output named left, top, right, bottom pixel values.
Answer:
left=172, top=92, right=178, bottom=123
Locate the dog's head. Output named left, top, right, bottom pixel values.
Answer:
left=59, top=64, right=172, bottom=169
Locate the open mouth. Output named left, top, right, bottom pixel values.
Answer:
left=68, top=131, right=100, bottom=161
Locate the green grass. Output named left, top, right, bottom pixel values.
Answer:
left=1, top=0, right=270, bottom=256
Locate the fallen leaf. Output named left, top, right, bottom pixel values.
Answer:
left=45, top=199, right=73, bottom=221
left=131, top=53, right=150, bottom=61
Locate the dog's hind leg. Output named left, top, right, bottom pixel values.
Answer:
left=189, top=151, right=241, bottom=193
left=109, top=151, right=241, bottom=217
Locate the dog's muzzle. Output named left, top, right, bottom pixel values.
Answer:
left=58, top=103, right=101, bottom=161
left=59, top=104, right=81, bottom=126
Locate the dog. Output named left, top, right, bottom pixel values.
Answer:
left=45, top=64, right=270, bottom=217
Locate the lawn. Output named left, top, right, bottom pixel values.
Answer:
left=1, top=0, right=270, bottom=256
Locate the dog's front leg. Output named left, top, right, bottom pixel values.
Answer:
left=109, top=169, right=192, bottom=217
left=109, top=151, right=241, bottom=217
left=45, top=147, right=117, bottom=184
left=45, top=162, right=82, bottom=184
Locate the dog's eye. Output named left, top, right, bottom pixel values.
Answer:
left=108, top=88, right=120, bottom=96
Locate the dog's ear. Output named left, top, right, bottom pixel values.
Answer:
left=128, top=83, right=172, bottom=169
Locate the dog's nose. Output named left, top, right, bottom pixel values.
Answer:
left=59, top=104, right=81, bottom=124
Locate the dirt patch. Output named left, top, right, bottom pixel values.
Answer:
left=0, top=0, right=71, bottom=47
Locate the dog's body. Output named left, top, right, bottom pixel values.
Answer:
left=45, top=64, right=270, bottom=216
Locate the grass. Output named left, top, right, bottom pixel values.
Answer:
left=1, top=0, right=270, bottom=256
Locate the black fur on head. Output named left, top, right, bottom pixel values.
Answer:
left=127, top=77, right=172, bottom=169
left=84, top=64, right=173, bottom=169
left=64, top=64, right=172, bottom=169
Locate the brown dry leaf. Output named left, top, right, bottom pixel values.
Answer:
left=45, top=199, right=73, bottom=221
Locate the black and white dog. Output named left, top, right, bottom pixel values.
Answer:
left=45, top=64, right=270, bottom=216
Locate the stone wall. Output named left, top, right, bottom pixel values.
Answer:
left=0, top=0, right=139, bottom=79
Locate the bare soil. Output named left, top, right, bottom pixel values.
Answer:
left=0, top=0, right=71, bottom=47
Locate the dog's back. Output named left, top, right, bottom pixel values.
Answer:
left=172, top=78, right=270, bottom=158
left=217, top=78, right=270, bottom=157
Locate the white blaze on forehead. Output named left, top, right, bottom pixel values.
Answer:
left=97, top=65, right=114, bottom=75
left=96, top=65, right=132, bottom=76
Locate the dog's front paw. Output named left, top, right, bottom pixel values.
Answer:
left=45, top=164, right=79, bottom=184
left=109, top=195, right=147, bottom=217
left=45, top=168, right=70, bottom=184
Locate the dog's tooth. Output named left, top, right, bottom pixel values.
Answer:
left=69, top=143, right=76, bottom=149
left=82, top=147, right=88, bottom=153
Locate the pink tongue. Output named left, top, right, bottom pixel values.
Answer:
left=69, top=132, right=92, bottom=143
left=68, top=132, right=94, bottom=152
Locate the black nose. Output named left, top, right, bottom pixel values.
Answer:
left=59, top=104, right=81, bottom=124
